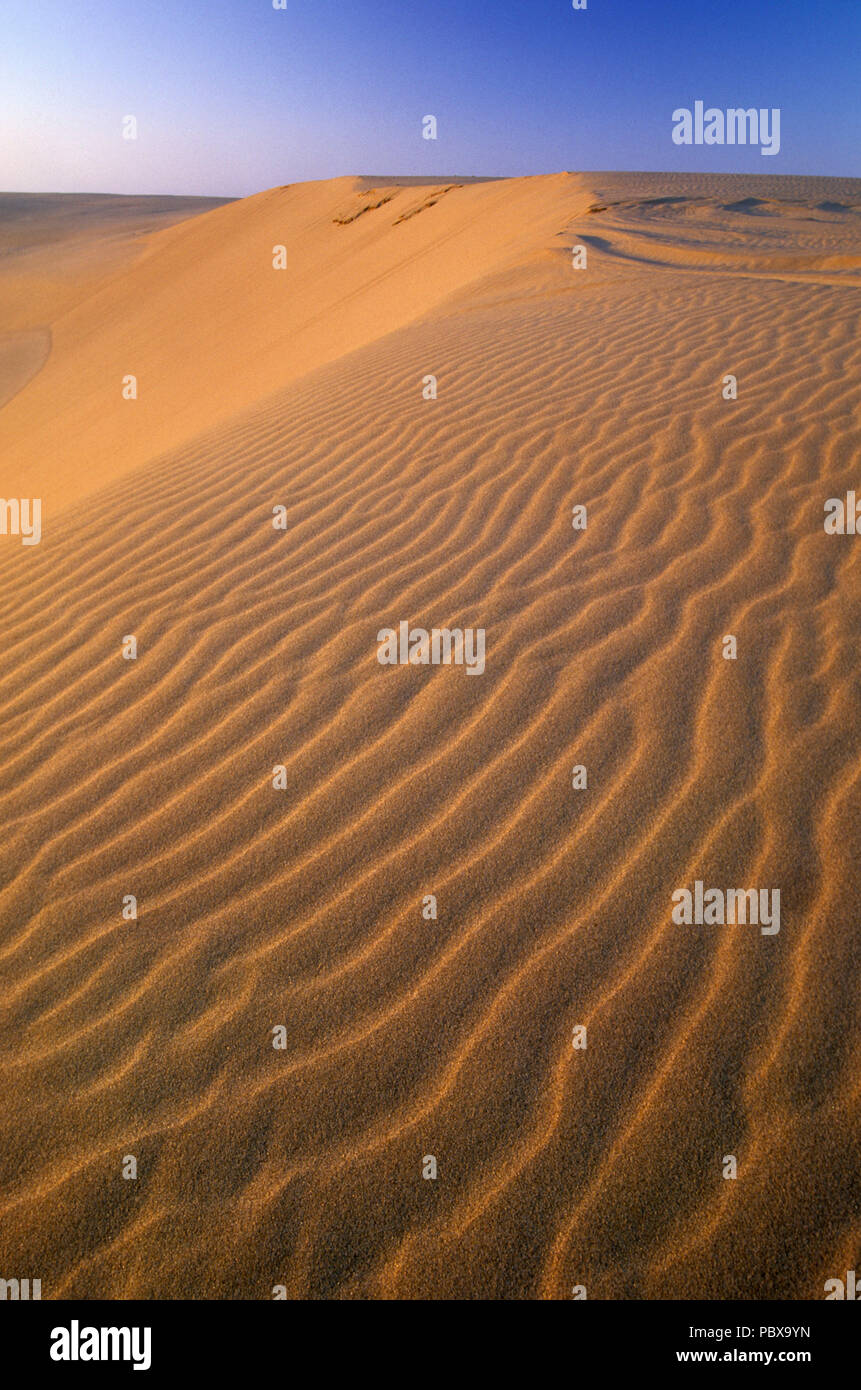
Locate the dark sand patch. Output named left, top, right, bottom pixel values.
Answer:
left=0, top=329, right=51, bottom=409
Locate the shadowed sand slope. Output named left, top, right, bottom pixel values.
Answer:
left=0, top=193, right=234, bottom=330
left=0, top=193, right=233, bottom=417
left=0, top=331, right=51, bottom=410
left=0, top=172, right=859, bottom=1299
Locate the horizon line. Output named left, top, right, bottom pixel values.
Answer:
left=3, top=168, right=861, bottom=201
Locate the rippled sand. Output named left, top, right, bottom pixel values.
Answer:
left=0, top=173, right=859, bottom=1298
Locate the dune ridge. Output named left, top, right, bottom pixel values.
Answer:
left=0, top=172, right=859, bottom=1298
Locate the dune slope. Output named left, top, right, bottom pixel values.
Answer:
left=1, top=175, right=581, bottom=512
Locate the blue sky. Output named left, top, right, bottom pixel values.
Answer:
left=1, top=0, right=858, bottom=195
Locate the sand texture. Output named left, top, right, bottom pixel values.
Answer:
left=0, top=172, right=859, bottom=1298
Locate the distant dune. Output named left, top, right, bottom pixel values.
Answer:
left=0, top=172, right=858, bottom=1299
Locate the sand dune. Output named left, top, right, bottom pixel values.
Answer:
left=1, top=174, right=579, bottom=512
left=0, top=171, right=858, bottom=1299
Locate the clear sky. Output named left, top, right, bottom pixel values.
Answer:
left=2, top=0, right=859, bottom=196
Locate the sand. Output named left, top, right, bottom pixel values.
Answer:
left=0, top=171, right=858, bottom=1299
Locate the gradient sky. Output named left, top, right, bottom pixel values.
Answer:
left=2, top=0, right=859, bottom=196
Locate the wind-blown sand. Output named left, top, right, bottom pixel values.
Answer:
left=0, top=172, right=858, bottom=1299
